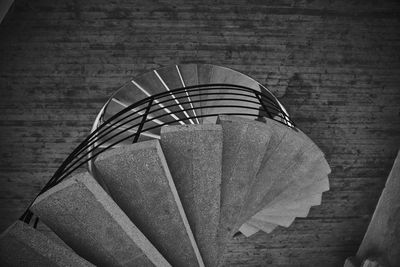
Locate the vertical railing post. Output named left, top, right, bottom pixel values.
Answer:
left=132, top=97, right=154, bottom=143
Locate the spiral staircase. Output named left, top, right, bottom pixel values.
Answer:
left=0, top=64, right=330, bottom=266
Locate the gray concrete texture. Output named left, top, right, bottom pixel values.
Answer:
left=175, top=64, right=203, bottom=122
left=0, top=220, right=93, bottom=267
left=247, top=140, right=330, bottom=230
left=155, top=65, right=197, bottom=121
left=133, top=71, right=190, bottom=124
left=216, top=115, right=272, bottom=239
left=31, top=172, right=171, bottom=267
left=94, top=140, right=203, bottom=267
left=237, top=117, right=330, bottom=228
left=160, top=124, right=222, bottom=267
left=357, top=149, right=400, bottom=266
left=238, top=223, right=263, bottom=237
left=196, top=65, right=262, bottom=124
left=246, top=160, right=329, bottom=229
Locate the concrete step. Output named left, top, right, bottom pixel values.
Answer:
left=238, top=222, right=261, bottom=237
left=258, top=172, right=329, bottom=217
left=156, top=65, right=198, bottom=123
left=244, top=171, right=329, bottom=233
left=245, top=165, right=328, bottom=230
left=94, top=140, right=203, bottom=267
left=242, top=173, right=328, bottom=233
left=209, top=65, right=260, bottom=90
left=197, top=64, right=262, bottom=124
left=160, top=124, right=223, bottom=267
left=93, top=119, right=161, bottom=149
left=110, top=81, right=180, bottom=125
left=356, top=149, right=400, bottom=266
left=250, top=215, right=296, bottom=228
left=109, top=81, right=148, bottom=108
left=176, top=64, right=203, bottom=123
left=254, top=206, right=311, bottom=221
left=196, top=64, right=215, bottom=124
left=0, top=220, right=93, bottom=266
left=133, top=72, right=191, bottom=124
left=31, top=172, right=171, bottom=267
left=245, top=219, right=278, bottom=234
left=248, top=156, right=329, bottom=229
left=206, top=66, right=262, bottom=123
left=105, top=98, right=164, bottom=134
left=216, top=115, right=272, bottom=241
left=113, top=79, right=179, bottom=126
left=237, top=118, right=328, bottom=227
left=255, top=192, right=322, bottom=217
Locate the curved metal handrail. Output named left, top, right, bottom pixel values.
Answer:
left=20, top=83, right=295, bottom=225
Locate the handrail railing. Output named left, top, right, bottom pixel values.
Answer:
left=20, top=83, right=295, bottom=225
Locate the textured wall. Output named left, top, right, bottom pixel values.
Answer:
left=0, top=0, right=399, bottom=266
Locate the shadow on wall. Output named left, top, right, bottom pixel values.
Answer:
left=279, top=73, right=314, bottom=121
left=277, top=73, right=333, bottom=159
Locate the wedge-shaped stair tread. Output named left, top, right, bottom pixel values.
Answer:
left=239, top=223, right=265, bottom=237
left=155, top=66, right=197, bottom=123
left=245, top=220, right=278, bottom=234
left=244, top=194, right=318, bottom=234
left=133, top=72, right=190, bottom=124
left=244, top=148, right=330, bottom=230
left=175, top=64, right=202, bottom=122
left=105, top=98, right=163, bottom=133
left=216, top=115, right=272, bottom=240
left=249, top=215, right=295, bottom=228
left=242, top=156, right=329, bottom=234
left=112, top=80, right=180, bottom=126
left=197, top=64, right=262, bottom=124
left=248, top=168, right=329, bottom=228
left=0, top=220, right=93, bottom=267
left=258, top=174, right=329, bottom=217
left=160, top=124, right=222, bottom=267
left=31, top=172, right=170, bottom=267
left=110, top=82, right=148, bottom=108
left=237, top=118, right=329, bottom=227
left=357, top=149, right=400, bottom=266
left=94, top=140, right=203, bottom=267
left=255, top=192, right=323, bottom=217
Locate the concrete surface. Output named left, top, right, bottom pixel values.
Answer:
left=0, top=220, right=93, bottom=266
left=356, top=150, right=400, bottom=266
left=31, top=172, right=171, bottom=267
left=160, top=124, right=222, bottom=267
left=216, top=115, right=271, bottom=238
left=94, top=140, right=204, bottom=267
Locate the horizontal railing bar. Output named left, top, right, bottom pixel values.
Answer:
left=52, top=111, right=267, bottom=186
left=150, top=91, right=279, bottom=109
left=21, top=83, right=294, bottom=224
left=41, top=99, right=292, bottom=185
left=76, top=93, right=284, bottom=162
left=51, top=102, right=269, bottom=182
left=43, top=102, right=275, bottom=186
